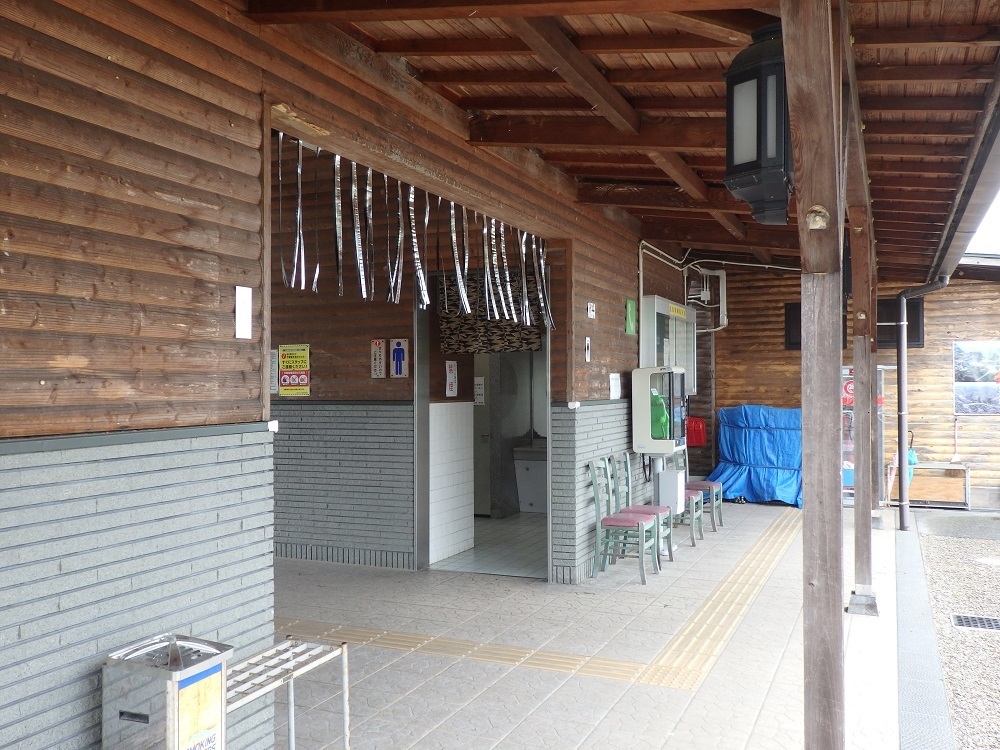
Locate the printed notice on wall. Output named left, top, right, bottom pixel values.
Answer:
left=445, top=361, right=458, bottom=397
left=610, top=373, right=622, bottom=400
left=278, top=344, right=310, bottom=396
left=474, top=377, right=485, bottom=406
left=269, top=350, right=279, bottom=394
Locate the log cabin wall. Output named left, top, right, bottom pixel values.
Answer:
left=714, top=272, right=1000, bottom=496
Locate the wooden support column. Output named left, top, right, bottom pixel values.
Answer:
left=848, top=205, right=878, bottom=614
left=781, top=0, right=846, bottom=747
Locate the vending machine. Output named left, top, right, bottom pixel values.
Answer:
left=841, top=365, right=886, bottom=506
left=632, top=366, right=687, bottom=513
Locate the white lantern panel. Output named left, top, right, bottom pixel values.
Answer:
left=766, top=74, right=778, bottom=160
left=732, top=79, right=758, bottom=165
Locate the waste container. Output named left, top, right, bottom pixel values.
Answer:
left=102, top=633, right=233, bottom=750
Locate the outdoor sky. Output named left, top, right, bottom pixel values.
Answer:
left=965, top=190, right=1000, bottom=259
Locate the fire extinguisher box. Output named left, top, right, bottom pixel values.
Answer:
left=102, top=633, right=233, bottom=750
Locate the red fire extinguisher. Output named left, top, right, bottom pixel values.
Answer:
left=686, top=417, right=707, bottom=447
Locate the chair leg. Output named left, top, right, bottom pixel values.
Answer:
left=665, top=516, right=674, bottom=562
left=637, top=525, right=647, bottom=585
left=716, top=488, right=724, bottom=527
left=705, top=491, right=718, bottom=532
left=696, top=498, right=704, bottom=540
left=688, top=495, right=696, bottom=547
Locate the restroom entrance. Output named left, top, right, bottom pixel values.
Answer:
left=428, top=283, right=551, bottom=580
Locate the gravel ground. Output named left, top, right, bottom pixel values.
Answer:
left=919, top=518, right=1000, bottom=750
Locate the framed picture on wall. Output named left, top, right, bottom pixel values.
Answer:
left=953, top=341, right=1000, bottom=415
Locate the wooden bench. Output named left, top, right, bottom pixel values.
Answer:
left=227, top=638, right=349, bottom=750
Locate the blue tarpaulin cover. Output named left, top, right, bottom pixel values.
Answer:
left=706, top=404, right=803, bottom=508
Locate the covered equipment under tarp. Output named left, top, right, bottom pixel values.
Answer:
left=706, top=405, right=803, bottom=508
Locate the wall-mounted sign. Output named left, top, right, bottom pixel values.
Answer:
left=269, top=350, right=279, bottom=395
left=474, top=377, right=485, bottom=406
left=278, top=344, right=310, bottom=396
left=371, top=339, right=386, bottom=379
left=445, top=361, right=458, bottom=397
left=389, top=338, right=409, bottom=378
left=625, top=299, right=637, bottom=335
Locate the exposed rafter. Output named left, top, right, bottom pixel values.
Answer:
left=469, top=117, right=725, bottom=150
left=374, top=33, right=736, bottom=56
left=246, top=1, right=782, bottom=23
left=500, top=17, right=640, bottom=132
left=452, top=95, right=726, bottom=114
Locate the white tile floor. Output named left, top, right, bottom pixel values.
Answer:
left=430, top=512, right=548, bottom=579
left=271, top=503, right=901, bottom=750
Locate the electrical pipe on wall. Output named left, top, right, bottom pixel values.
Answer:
left=696, top=269, right=729, bottom=333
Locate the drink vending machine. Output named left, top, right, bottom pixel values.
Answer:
left=632, top=366, right=687, bottom=514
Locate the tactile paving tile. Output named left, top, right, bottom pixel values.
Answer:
left=639, top=508, right=802, bottom=691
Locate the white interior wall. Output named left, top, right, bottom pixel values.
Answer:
left=429, top=401, right=475, bottom=563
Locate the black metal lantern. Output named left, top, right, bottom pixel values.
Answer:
left=724, top=23, right=794, bottom=225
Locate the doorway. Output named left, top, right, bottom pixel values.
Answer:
left=432, top=340, right=550, bottom=579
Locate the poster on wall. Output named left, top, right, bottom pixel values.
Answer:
left=278, top=344, right=310, bottom=396
left=953, top=341, right=1000, bottom=415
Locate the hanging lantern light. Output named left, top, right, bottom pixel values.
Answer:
left=723, top=23, right=794, bottom=225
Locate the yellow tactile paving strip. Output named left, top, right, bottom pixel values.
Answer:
left=639, top=508, right=802, bottom=691
left=278, top=508, right=801, bottom=691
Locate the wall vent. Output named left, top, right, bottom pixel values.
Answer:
left=952, top=614, right=1000, bottom=630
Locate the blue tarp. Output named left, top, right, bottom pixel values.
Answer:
left=706, top=404, right=803, bottom=508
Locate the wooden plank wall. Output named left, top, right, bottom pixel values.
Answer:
left=0, top=0, right=646, bottom=440
left=0, top=0, right=267, bottom=438
left=715, top=272, right=1000, bottom=487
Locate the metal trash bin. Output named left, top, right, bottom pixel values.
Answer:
left=102, top=633, right=233, bottom=750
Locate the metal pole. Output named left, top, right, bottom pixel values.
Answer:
left=287, top=677, right=296, bottom=750
left=896, top=276, right=949, bottom=531
left=341, top=644, right=350, bottom=750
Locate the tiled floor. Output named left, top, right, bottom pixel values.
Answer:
left=271, top=503, right=900, bottom=749
left=430, top=512, right=547, bottom=579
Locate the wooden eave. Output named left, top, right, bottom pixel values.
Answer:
left=247, top=1, right=1000, bottom=283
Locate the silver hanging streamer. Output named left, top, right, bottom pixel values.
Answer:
left=394, top=180, right=405, bottom=304
left=350, top=161, right=366, bottom=300
left=334, top=154, right=344, bottom=296
left=292, top=139, right=306, bottom=290
left=530, top=235, right=551, bottom=329
left=449, top=202, right=472, bottom=314
left=385, top=174, right=394, bottom=300
left=311, top=146, right=321, bottom=293
left=365, top=167, right=375, bottom=300
left=437, top=196, right=447, bottom=312
left=461, top=207, right=470, bottom=281
left=277, top=132, right=289, bottom=287
left=423, top=190, right=431, bottom=305
left=481, top=217, right=493, bottom=320
left=499, top=223, right=517, bottom=323
left=490, top=218, right=509, bottom=320
left=409, top=185, right=430, bottom=309
left=519, top=230, right=533, bottom=326
left=538, top=237, right=555, bottom=329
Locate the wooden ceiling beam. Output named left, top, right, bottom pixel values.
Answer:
left=246, top=1, right=781, bottom=23
left=644, top=149, right=744, bottom=237
left=872, top=223, right=943, bottom=238
left=872, top=201, right=950, bottom=216
left=578, top=182, right=747, bottom=212
left=469, top=116, right=725, bottom=150
left=639, top=222, right=800, bottom=252
left=858, top=96, right=984, bottom=113
left=629, top=10, right=774, bottom=45
left=375, top=33, right=737, bottom=56
left=853, top=25, right=1000, bottom=50
left=865, top=143, right=968, bottom=158
left=866, top=160, right=963, bottom=175
left=453, top=95, right=726, bottom=114
left=856, top=64, right=996, bottom=84
left=862, top=122, right=976, bottom=138
left=871, top=188, right=952, bottom=204
left=500, top=17, right=640, bottom=132
left=419, top=68, right=724, bottom=85
left=874, top=176, right=960, bottom=191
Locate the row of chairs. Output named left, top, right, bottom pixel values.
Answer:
left=588, top=452, right=724, bottom=585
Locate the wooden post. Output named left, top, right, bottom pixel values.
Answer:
left=781, top=0, right=846, bottom=746
left=848, top=206, right=878, bottom=615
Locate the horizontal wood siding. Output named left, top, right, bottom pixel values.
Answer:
left=0, top=427, right=275, bottom=750
left=0, top=0, right=266, bottom=438
left=715, top=273, right=1000, bottom=488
